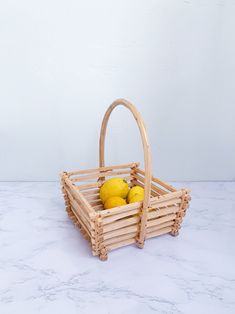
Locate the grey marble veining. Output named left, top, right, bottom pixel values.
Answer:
left=0, top=182, right=235, bottom=314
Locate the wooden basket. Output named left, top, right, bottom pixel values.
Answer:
left=61, top=99, right=191, bottom=261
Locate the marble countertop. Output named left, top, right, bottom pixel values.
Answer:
left=0, top=182, right=234, bottom=314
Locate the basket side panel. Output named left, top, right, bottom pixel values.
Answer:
left=61, top=175, right=94, bottom=247
left=134, top=168, right=177, bottom=195
left=98, top=203, right=141, bottom=253
left=170, top=189, right=191, bottom=236
left=136, top=168, right=177, bottom=195
left=68, top=163, right=138, bottom=185
left=147, top=189, right=191, bottom=239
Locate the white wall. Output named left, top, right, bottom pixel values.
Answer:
left=0, top=0, right=235, bottom=181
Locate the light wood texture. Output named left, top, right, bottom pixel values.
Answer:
left=170, top=190, right=190, bottom=236
left=99, top=202, right=140, bottom=217
left=133, top=174, right=167, bottom=195
left=132, top=179, right=159, bottom=197
left=99, top=99, right=152, bottom=247
left=69, top=205, right=91, bottom=237
left=149, top=190, right=187, bottom=207
left=64, top=178, right=94, bottom=216
left=151, top=198, right=181, bottom=209
left=82, top=188, right=100, bottom=196
left=107, top=238, right=136, bottom=251
left=147, top=221, right=174, bottom=233
left=102, top=217, right=139, bottom=233
left=102, top=208, right=140, bottom=224
left=147, top=206, right=179, bottom=220
left=103, top=225, right=138, bottom=240
left=60, top=98, right=191, bottom=261
left=136, top=168, right=176, bottom=192
left=85, top=194, right=100, bottom=201
left=76, top=175, right=133, bottom=191
left=103, top=232, right=137, bottom=246
left=146, top=227, right=172, bottom=239
left=71, top=169, right=132, bottom=182
left=147, top=214, right=176, bottom=227
left=76, top=181, right=102, bottom=191
left=67, top=162, right=139, bottom=177
left=64, top=186, right=91, bottom=228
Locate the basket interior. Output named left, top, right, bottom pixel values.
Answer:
left=66, top=163, right=176, bottom=213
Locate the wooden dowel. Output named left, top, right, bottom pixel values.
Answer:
left=107, top=238, right=136, bottom=251
left=92, top=204, right=104, bottom=211
left=71, top=170, right=132, bottom=182
left=85, top=194, right=100, bottom=201
left=64, top=178, right=95, bottom=215
left=76, top=175, right=132, bottom=190
left=65, top=185, right=93, bottom=220
left=90, top=216, right=100, bottom=256
left=132, top=180, right=159, bottom=197
left=102, top=215, right=176, bottom=243
left=76, top=182, right=102, bottom=191
left=103, top=225, right=138, bottom=240
left=67, top=162, right=139, bottom=176
left=82, top=188, right=100, bottom=196
left=103, top=216, right=140, bottom=233
left=147, top=214, right=176, bottom=228
left=68, top=206, right=91, bottom=238
left=136, top=168, right=177, bottom=192
left=150, top=190, right=184, bottom=206
left=65, top=188, right=90, bottom=223
left=71, top=207, right=91, bottom=237
left=147, top=220, right=174, bottom=233
left=103, top=232, right=136, bottom=246
left=98, top=99, right=152, bottom=248
left=89, top=200, right=103, bottom=206
left=99, top=202, right=140, bottom=217
left=151, top=198, right=181, bottom=209
left=122, top=176, right=133, bottom=182
left=147, top=206, right=179, bottom=220
left=102, top=208, right=140, bottom=225
left=65, top=189, right=92, bottom=230
left=133, top=173, right=167, bottom=195
left=146, top=226, right=172, bottom=239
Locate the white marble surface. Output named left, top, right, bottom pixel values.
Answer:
left=0, top=182, right=235, bottom=314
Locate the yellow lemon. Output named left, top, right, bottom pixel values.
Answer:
left=104, top=196, right=127, bottom=209
left=129, top=194, right=144, bottom=203
left=100, top=177, right=129, bottom=203
left=127, top=186, right=144, bottom=203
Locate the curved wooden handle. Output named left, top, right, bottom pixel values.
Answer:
left=99, top=98, right=152, bottom=246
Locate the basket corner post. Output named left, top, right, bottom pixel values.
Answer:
left=136, top=239, right=145, bottom=249
left=90, top=213, right=109, bottom=261
left=60, top=172, right=70, bottom=213
left=135, top=209, right=148, bottom=249
left=170, top=189, right=191, bottom=237
left=99, top=248, right=108, bottom=261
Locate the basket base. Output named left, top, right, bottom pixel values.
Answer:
left=61, top=163, right=191, bottom=261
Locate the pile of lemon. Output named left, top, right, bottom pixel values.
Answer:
left=100, top=177, right=144, bottom=209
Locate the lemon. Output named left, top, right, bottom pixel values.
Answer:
left=127, top=186, right=144, bottom=203
left=129, top=194, right=144, bottom=203
left=100, top=177, right=129, bottom=203
left=104, top=196, right=127, bottom=209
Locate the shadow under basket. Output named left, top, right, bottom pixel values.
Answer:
left=60, top=99, right=191, bottom=261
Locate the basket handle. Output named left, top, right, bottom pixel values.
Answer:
left=99, top=98, right=152, bottom=247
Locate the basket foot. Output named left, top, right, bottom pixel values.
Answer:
left=99, top=247, right=108, bottom=261
left=99, top=253, right=108, bottom=261
left=170, top=230, right=179, bottom=237
left=136, top=239, right=145, bottom=249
